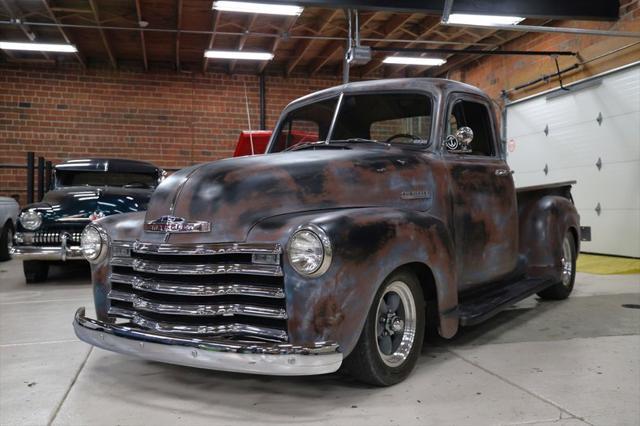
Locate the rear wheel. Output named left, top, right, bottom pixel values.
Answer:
left=24, top=260, right=49, bottom=283
left=342, top=270, right=425, bottom=386
left=0, top=221, right=13, bottom=261
left=537, top=232, right=576, bottom=300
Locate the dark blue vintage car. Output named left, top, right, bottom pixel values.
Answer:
left=11, top=158, right=163, bottom=283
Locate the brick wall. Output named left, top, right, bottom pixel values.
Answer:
left=450, top=0, right=640, bottom=105
left=0, top=66, right=340, bottom=201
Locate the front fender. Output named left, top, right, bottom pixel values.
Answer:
left=247, top=207, right=458, bottom=356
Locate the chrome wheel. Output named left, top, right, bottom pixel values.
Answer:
left=375, top=280, right=417, bottom=367
left=561, top=236, right=573, bottom=287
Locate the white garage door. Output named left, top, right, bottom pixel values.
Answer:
left=505, top=63, right=640, bottom=258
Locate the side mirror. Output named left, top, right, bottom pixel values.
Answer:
left=445, top=126, right=474, bottom=153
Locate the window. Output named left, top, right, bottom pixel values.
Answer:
left=447, top=99, right=496, bottom=156
left=333, top=93, right=431, bottom=143
left=269, top=93, right=433, bottom=153
left=270, top=98, right=334, bottom=152
left=56, top=171, right=158, bottom=188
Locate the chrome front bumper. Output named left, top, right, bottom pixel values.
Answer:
left=10, top=245, right=83, bottom=261
left=73, top=307, right=343, bottom=376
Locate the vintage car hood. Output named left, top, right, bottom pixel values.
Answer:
left=144, top=146, right=434, bottom=243
left=25, top=186, right=152, bottom=223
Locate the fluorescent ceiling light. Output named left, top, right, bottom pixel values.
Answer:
left=446, top=13, right=524, bottom=26
left=212, top=1, right=303, bottom=16
left=0, top=41, right=78, bottom=52
left=204, top=50, right=274, bottom=60
left=383, top=56, right=446, bottom=66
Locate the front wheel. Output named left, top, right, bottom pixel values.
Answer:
left=24, top=260, right=50, bottom=283
left=537, top=232, right=576, bottom=300
left=342, top=270, right=425, bottom=386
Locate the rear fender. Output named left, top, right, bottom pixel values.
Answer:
left=518, top=195, right=580, bottom=280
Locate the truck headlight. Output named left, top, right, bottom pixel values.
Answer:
left=19, top=211, right=42, bottom=230
left=287, top=224, right=332, bottom=277
left=81, top=225, right=108, bottom=263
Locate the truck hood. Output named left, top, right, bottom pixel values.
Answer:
left=26, top=186, right=152, bottom=223
left=144, top=146, right=434, bottom=243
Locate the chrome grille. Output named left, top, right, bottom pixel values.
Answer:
left=33, top=231, right=82, bottom=246
left=107, top=241, right=288, bottom=342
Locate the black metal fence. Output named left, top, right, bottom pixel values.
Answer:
left=0, top=152, right=53, bottom=204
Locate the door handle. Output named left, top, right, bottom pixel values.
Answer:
left=495, top=169, right=514, bottom=176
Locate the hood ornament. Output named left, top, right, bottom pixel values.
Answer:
left=144, top=216, right=211, bottom=233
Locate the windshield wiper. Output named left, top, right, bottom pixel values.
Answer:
left=330, top=138, right=391, bottom=147
left=284, top=141, right=329, bottom=152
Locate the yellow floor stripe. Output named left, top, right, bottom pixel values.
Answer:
left=577, top=253, right=640, bottom=275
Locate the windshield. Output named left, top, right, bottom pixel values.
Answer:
left=55, top=171, right=158, bottom=189
left=270, top=93, right=432, bottom=153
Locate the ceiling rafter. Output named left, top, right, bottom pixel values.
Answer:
left=228, top=13, right=258, bottom=74
left=258, top=14, right=299, bottom=74
left=88, top=0, right=116, bottom=68
left=40, top=0, right=86, bottom=68
left=425, top=19, right=553, bottom=78
left=0, top=0, right=51, bottom=60
left=385, top=26, right=470, bottom=77
left=309, top=11, right=377, bottom=76
left=134, top=0, right=147, bottom=71
left=202, top=10, right=221, bottom=73
left=286, top=9, right=341, bottom=76
left=359, top=16, right=440, bottom=77
left=352, top=13, right=415, bottom=76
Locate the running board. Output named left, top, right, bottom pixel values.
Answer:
left=458, top=277, right=556, bottom=326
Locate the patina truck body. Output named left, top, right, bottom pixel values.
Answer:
left=74, top=79, right=580, bottom=386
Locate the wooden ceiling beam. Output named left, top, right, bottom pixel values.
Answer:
left=40, top=0, right=86, bottom=68
left=258, top=14, right=299, bottom=74
left=229, top=13, right=258, bottom=74
left=202, top=10, right=221, bottom=73
left=425, top=19, right=552, bottom=78
left=286, top=8, right=341, bottom=76
left=387, top=27, right=470, bottom=77
left=88, top=0, right=116, bottom=68
left=354, top=13, right=415, bottom=77
left=134, top=0, right=147, bottom=71
left=359, top=16, right=440, bottom=78
left=0, top=0, right=51, bottom=60
left=309, top=11, right=377, bottom=77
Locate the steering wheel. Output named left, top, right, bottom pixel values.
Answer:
left=385, top=133, right=422, bottom=143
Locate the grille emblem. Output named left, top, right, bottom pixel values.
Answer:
left=144, top=216, right=211, bottom=233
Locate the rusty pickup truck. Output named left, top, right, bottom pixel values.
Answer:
left=74, top=78, right=580, bottom=386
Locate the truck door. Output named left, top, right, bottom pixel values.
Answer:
left=444, top=95, right=519, bottom=290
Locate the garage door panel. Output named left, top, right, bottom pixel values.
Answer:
left=507, top=69, right=640, bottom=140
left=579, top=210, right=640, bottom=258
left=507, top=64, right=640, bottom=257
left=514, top=162, right=640, bottom=211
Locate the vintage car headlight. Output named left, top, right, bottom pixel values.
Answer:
left=19, top=211, right=42, bottom=230
left=287, top=224, right=332, bottom=277
left=81, top=225, right=108, bottom=262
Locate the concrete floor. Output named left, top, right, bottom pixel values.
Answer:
left=0, top=259, right=638, bottom=426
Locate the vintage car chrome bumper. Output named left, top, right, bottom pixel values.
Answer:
left=73, top=307, right=343, bottom=376
left=10, top=245, right=83, bottom=261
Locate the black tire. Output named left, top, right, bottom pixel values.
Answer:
left=342, top=269, right=425, bottom=386
left=0, top=221, right=13, bottom=261
left=537, top=231, right=576, bottom=300
left=23, top=260, right=49, bottom=283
